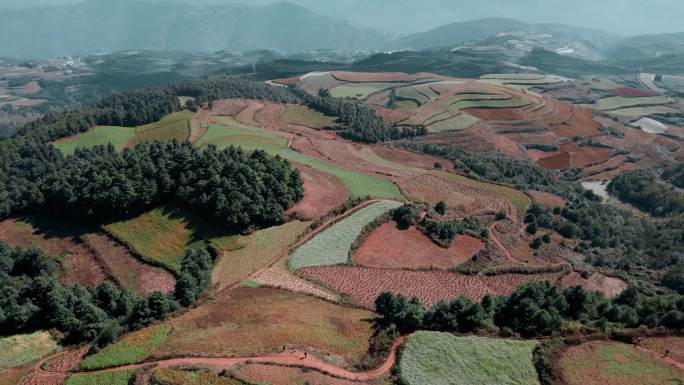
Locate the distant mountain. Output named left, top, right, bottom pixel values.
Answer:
left=394, top=18, right=620, bottom=51
left=607, top=32, right=684, bottom=61
left=0, top=0, right=390, bottom=59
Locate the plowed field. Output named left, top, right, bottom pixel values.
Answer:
left=354, top=221, right=482, bottom=269
left=298, top=266, right=564, bottom=308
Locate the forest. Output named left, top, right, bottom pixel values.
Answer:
left=375, top=281, right=684, bottom=338
left=608, top=169, right=684, bottom=217
left=0, top=244, right=213, bottom=344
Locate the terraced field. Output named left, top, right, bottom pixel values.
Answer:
left=289, top=201, right=402, bottom=269
left=280, top=104, right=336, bottom=128
left=53, top=126, right=135, bottom=155
left=595, top=95, right=672, bottom=111
left=197, top=120, right=288, bottom=153
left=399, top=332, right=538, bottom=385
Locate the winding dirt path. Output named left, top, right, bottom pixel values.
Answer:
left=37, top=336, right=408, bottom=382
left=635, top=345, right=684, bottom=371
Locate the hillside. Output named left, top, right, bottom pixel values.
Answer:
left=0, top=0, right=390, bottom=59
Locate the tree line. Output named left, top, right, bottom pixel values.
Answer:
left=393, top=203, right=484, bottom=248
left=0, top=243, right=213, bottom=345
left=0, top=141, right=303, bottom=229
left=608, top=169, right=684, bottom=217
left=375, top=281, right=684, bottom=338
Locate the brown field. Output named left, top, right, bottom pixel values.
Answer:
left=287, top=163, right=350, bottom=219
left=234, top=363, right=388, bottom=385
left=157, top=288, right=374, bottom=365
left=0, top=218, right=108, bottom=287
left=559, top=272, right=627, bottom=299
left=528, top=191, right=566, bottom=209
left=254, top=259, right=339, bottom=302
left=0, top=362, right=34, bottom=385
left=641, top=337, right=684, bottom=365
left=298, top=266, right=564, bottom=308
left=370, top=105, right=414, bottom=124
left=398, top=174, right=514, bottom=217
left=558, top=341, right=684, bottom=385
left=210, top=99, right=249, bottom=117
left=81, top=233, right=175, bottom=294
left=536, top=152, right=572, bottom=169
left=370, top=146, right=445, bottom=171
left=212, top=221, right=311, bottom=291
left=354, top=221, right=483, bottom=269
left=609, top=87, right=659, bottom=98
left=560, top=142, right=614, bottom=168
left=467, top=107, right=526, bottom=121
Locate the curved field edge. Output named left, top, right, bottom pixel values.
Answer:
left=289, top=201, right=402, bottom=270
left=80, top=325, right=171, bottom=370
left=399, top=332, right=538, bottom=385
left=433, top=171, right=532, bottom=214
left=0, top=331, right=60, bottom=371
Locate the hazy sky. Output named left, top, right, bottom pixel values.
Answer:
left=1, top=0, right=683, bottom=36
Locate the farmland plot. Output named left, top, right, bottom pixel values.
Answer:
left=81, top=325, right=171, bottom=370
left=128, top=110, right=193, bottom=146
left=399, top=332, right=538, bottom=385
left=595, top=95, right=672, bottom=111
left=289, top=201, right=402, bottom=269
left=0, top=332, right=59, bottom=371
left=53, top=126, right=135, bottom=155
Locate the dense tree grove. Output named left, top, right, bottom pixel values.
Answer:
left=169, top=77, right=300, bottom=105
left=0, top=141, right=303, bottom=228
left=291, top=87, right=427, bottom=143
left=608, top=169, right=684, bottom=217
left=662, top=162, right=684, bottom=189
left=420, top=217, right=483, bottom=248
left=0, top=243, right=213, bottom=344
left=375, top=281, right=684, bottom=338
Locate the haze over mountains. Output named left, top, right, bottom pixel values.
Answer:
left=1, top=0, right=683, bottom=60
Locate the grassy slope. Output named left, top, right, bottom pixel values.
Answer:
left=330, top=84, right=388, bottom=99
left=198, top=115, right=402, bottom=200
left=128, top=110, right=193, bottom=146
left=54, top=126, right=135, bottom=155
left=280, top=104, right=336, bottom=129
left=212, top=220, right=311, bottom=291
left=399, top=332, right=538, bottom=385
left=595, top=96, right=672, bottom=111
left=66, top=370, right=136, bottom=385
left=105, top=205, right=239, bottom=273
left=81, top=325, right=171, bottom=370
left=157, top=288, right=374, bottom=362
left=152, top=368, right=245, bottom=385
left=289, top=201, right=402, bottom=269
left=435, top=171, right=532, bottom=213
left=0, top=331, right=59, bottom=371
left=559, top=341, right=684, bottom=385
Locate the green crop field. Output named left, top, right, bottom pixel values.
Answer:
left=0, top=331, right=59, bottom=371
left=607, top=106, right=679, bottom=117
left=447, top=97, right=533, bottom=113
left=105, top=205, right=238, bottom=273
left=193, top=115, right=401, bottom=199
left=280, top=149, right=403, bottom=200
left=81, top=325, right=171, bottom=370
left=54, top=126, right=136, bottom=155
left=128, top=110, right=193, bottom=146
left=395, top=83, right=439, bottom=105
left=436, top=171, right=531, bottom=213
left=66, top=370, right=136, bottom=385
left=289, top=200, right=401, bottom=269
left=427, top=113, right=481, bottom=133
left=595, top=96, right=672, bottom=111
left=281, top=104, right=336, bottom=129
left=399, top=332, right=538, bottom=385
left=330, top=84, right=387, bottom=99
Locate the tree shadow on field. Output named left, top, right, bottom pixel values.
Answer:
left=18, top=213, right=98, bottom=240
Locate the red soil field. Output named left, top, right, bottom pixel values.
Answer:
left=559, top=272, right=627, bottom=299
left=641, top=337, right=684, bottom=365
left=609, top=87, right=659, bottom=98
left=0, top=218, right=108, bottom=287
left=234, top=363, right=367, bottom=385
left=210, top=99, right=248, bottom=116
left=398, top=174, right=515, bottom=217
left=11, top=98, right=47, bottom=107
left=537, top=151, right=573, bottom=169
left=271, top=76, right=301, bottom=86
left=286, top=163, right=350, bottom=219
left=370, top=105, right=414, bottom=124
left=20, top=81, right=41, bottom=94
left=298, top=265, right=564, bottom=308
left=549, top=105, right=602, bottom=137
left=355, top=221, right=483, bottom=269
left=371, top=145, right=445, bottom=170
left=560, top=142, right=613, bottom=168
left=81, top=233, right=175, bottom=294
left=467, top=107, right=526, bottom=121
left=528, top=191, right=566, bottom=209
left=587, top=162, right=640, bottom=181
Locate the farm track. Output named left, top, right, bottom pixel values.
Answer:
left=35, top=336, right=409, bottom=382
left=634, top=345, right=684, bottom=370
